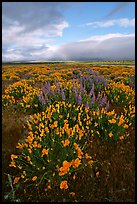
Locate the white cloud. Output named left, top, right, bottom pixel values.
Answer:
left=2, top=33, right=135, bottom=61
left=83, top=18, right=135, bottom=28
left=79, top=33, right=135, bottom=42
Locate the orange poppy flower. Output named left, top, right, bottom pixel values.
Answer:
left=32, top=176, right=37, bottom=181
left=60, top=180, right=68, bottom=189
left=62, top=139, right=70, bottom=147
left=11, top=154, right=18, bottom=160
left=13, top=177, right=20, bottom=184
left=42, top=148, right=49, bottom=157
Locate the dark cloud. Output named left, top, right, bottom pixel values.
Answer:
left=2, top=2, right=69, bottom=33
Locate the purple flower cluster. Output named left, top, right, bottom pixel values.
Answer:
left=38, top=73, right=109, bottom=110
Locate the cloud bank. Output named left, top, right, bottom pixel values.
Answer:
left=2, top=33, right=135, bottom=61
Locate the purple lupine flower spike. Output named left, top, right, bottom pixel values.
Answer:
left=77, top=94, right=82, bottom=105
left=91, top=93, right=95, bottom=104
left=89, top=83, right=94, bottom=96
left=61, top=89, right=66, bottom=101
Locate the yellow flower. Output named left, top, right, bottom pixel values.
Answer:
left=53, top=121, right=58, bottom=128
left=33, top=141, right=37, bottom=148
left=123, top=124, right=129, bottom=129
left=86, top=126, right=89, bottom=129
left=62, top=139, right=70, bottom=147
left=26, top=104, right=30, bottom=108
left=59, top=161, right=71, bottom=176
left=16, top=143, right=23, bottom=149
left=94, top=122, right=98, bottom=127
left=47, top=185, right=51, bottom=189
left=60, top=180, right=68, bottom=190
left=74, top=143, right=79, bottom=151
left=96, top=171, right=100, bottom=177
left=78, top=129, right=83, bottom=139
left=9, top=161, right=16, bottom=167
left=118, top=116, right=124, bottom=126
left=69, top=192, right=76, bottom=196
left=11, top=154, right=18, bottom=160
left=21, top=175, right=25, bottom=179
left=106, top=110, right=115, bottom=116
left=32, top=176, right=37, bottom=181
left=13, top=177, right=20, bottom=184
left=42, top=148, right=49, bottom=157
left=71, top=158, right=81, bottom=168
left=28, top=148, right=32, bottom=153
left=64, top=123, right=69, bottom=129
left=108, top=119, right=116, bottom=124
left=45, top=127, right=49, bottom=133
left=37, top=143, right=42, bottom=148
left=85, top=153, right=92, bottom=159
left=59, top=115, right=63, bottom=119
left=66, top=128, right=71, bottom=136
left=73, top=174, right=76, bottom=180
left=88, top=160, right=94, bottom=165
left=109, top=132, right=113, bottom=137
left=119, top=136, right=124, bottom=140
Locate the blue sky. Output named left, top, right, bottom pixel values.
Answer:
left=2, top=2, right=135, bottom=61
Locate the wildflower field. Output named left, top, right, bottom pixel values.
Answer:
left=2, top=62, right=135, bottom=202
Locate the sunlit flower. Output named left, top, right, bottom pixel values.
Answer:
left=119, top=136, right=124, bottom=140
left=85, top=153, right=92, bottom=159
left=11, top=154, right=18, bottom=160
left=88, top=160, right=94, bottom=165
left=69, top=192, right=76, bottom=196
left=71, top=158, right=81, bottom=168
left=60, top=180, right=68, bottom=189
left=42, top=148, right=49, bottom=157
left=108, top=119, right=116, bottom=124
left=16, top=143, right=23, bottom=149
left=96, top=171, right=100, bottom=177
left=109, top=132, right=113, bottom=137
left=106, top=110, right=115, bottom=116
left=123, top=124, right=129, bottom=129
left=59, top=161, right=71, bottom=176
left=62, top=139, right=70, bottom=147
left=32, top=176, right=37, bottom=181
left=47, top=185, right=51, bottom=189
left=9, top=161, right=16, bottom=167
left=13, top=177, right=20, bottom=184
left=45, top=127, right=49, bottom=133
left=94, top=122, right=98, bottom=127
left=118, top=115, right=124, bottom=126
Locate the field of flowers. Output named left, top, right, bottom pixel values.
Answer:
left=2, top=62, right=135, bottom=202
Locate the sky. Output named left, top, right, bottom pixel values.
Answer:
left=2, top=2, right=135, bottom=62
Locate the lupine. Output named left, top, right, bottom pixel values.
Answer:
left=89, top=83, right=94, bottom=96
left=77, top=94, right=82, bottom=105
